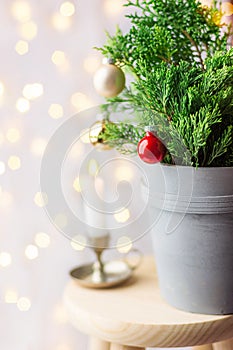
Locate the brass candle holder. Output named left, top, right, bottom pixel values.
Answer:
left=70, top=234, right=142, bottom=289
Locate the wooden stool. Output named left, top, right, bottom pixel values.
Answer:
left=63, top=256, right=233, bottom=350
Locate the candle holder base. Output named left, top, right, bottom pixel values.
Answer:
left=69, top=234, right=142, bottom=289
left=70, top=260, right=133, bottom=288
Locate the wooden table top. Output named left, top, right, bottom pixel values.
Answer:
left=63, top=256, right=233, bottom=348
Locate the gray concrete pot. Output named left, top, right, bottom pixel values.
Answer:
left=143, top=165, right=233, bottom=314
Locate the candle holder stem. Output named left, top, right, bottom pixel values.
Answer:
left=70, top=233, right=141, bottom=288
left=94, top=249, right=104, bottom=274
left=89, top=234, right=110, bottom=283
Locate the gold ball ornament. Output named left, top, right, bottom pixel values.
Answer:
left=93, top=61, right=125, bottom=98
left=89, top=120, right=112, bottom=151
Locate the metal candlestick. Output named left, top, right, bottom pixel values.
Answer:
left=70, top=234, right=142, bottom=289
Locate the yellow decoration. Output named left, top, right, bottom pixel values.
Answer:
left=89, top=120, right=112, bottom=150
left=211, top=9, right=224, bottom=27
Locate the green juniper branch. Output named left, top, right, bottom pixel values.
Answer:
left=97, top=0, right=233, bottom=167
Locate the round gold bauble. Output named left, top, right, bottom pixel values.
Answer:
left=93, top=64, right=125, bottom=98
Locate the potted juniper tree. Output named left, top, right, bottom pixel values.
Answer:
left=92, top=0, right=233, bottom=315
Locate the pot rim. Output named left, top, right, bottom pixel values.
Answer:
left=159, top=164, right=233, bottom=170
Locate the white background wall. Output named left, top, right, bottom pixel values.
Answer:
left=0, top=0, right=208, bottom=349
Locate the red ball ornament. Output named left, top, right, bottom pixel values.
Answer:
left=137, top=131, right=166, bottom=164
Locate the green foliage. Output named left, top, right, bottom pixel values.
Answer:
left=98, top=0, right=229, bottom=73
left=100, top=121, right=144, bottom=154
left=97, top=0, right=233, bottom=167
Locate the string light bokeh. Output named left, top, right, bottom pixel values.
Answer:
left=1, top=0, right=232, bottom=349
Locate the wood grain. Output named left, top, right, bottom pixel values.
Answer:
left=64, top=256, right=233, bottom=348
left=88, top=337, right=110, bottom=350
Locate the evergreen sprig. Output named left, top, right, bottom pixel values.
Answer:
left=97, top=0, right=233, bottom=167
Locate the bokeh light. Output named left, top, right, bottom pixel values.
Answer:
left=0, top=252, right=12, bottom=267
left=114, top=207, right=130, bottom=223
left=70, top=92, right=93, bottom=111
left=0, top=161, right=6, bottom=175
left=25, top=244, right=39, bottom=260
left=115, top=166, right=134, bottom=181
left=17, top=297, right=31, bottom=311
left=51, top=50, right=67, bottom=66
left=88, top=159, right=99, bottom=176
left=0, top=81, right=5, bottom=96
left=34, top=232, right=51, bottom=248
left=48, top=103, right=64, bottom=119
left=11, top=0, right=31, bottom=23
left=19, top=20, right=38, bottom=40
left=15, top=40, right=29, bottom=55
left=4, top=289, right=18, bottom=303
left=22, top=83, right=44, bottom=100
left=34, top=191, right=48, bottom=207
left=83, top=55, right=101, bottom=74
left=54, top=213, right=67, bottom=228
left=103, top=0, right=124, bottom=15
left=8, top=156, right=21, bottom=170
left=16, top=98, right=30, bottom=113
left=73, top=177, right=82, bottom=192
left=6, top=128, right=21, bottom=143
left=51, top=12, right=72, bottom=31
left=116, top=236, right=133, bottom=253
left=0, top=191, right=13, bottom=208
left=70, top=235, right=86, bottom=251
left=30, top=137, right=47, bottom=156
left=60, top=2, right=75, bottom=17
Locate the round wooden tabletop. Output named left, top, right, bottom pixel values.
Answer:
left=63, top=256, right=233, bottom=348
